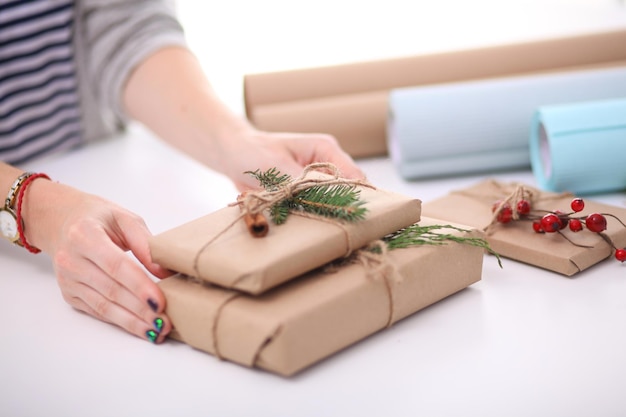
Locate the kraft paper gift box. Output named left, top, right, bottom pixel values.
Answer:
left=159, top=217, right=485, bottom=377
left=149, top=174, right=421, bottom=295
left=422, top=180, right=626, bottom=276
left=243, top=29, right=626, bottom=158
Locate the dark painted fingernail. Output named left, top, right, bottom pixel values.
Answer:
left=153, top=317, right=164, bottom=332
left=146, top=329, right=159, bottom=343
left=147, top=298, right=159, bottom=312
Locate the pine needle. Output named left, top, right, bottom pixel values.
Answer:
left=384, top=224, right=503, bottom=267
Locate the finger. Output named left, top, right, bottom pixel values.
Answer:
left=110, top=211, right=172, bottom=279
left=77, top=228, right=168, bottom=316
left=67, top=287, right=169, bottom=344
left=302, top=134, right=366, bottom=180
left=63, top=255, right=170, bottom=331
left=55, top=254, right=172, bottom=340
left=271, top=132, right=366, bottom=180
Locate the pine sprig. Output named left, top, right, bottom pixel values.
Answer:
left=269, top=202, right=291, bottom=225
left=383, top=224, right=502, bottom=267
left=246, top=167, right=368, bottom=224
left=245, top=168, right=291, bottom=191
left=290, top=185, right=367, bottom=222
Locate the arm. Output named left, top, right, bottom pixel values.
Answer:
left=122, top=46, right=364, bottom=190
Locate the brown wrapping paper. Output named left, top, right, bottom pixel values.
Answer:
left=159, top=217, right=484, bottom=376
left=422, top=180, right=626, bottom=276
left=244, top=29, right=626, bottom=158
left=150, top=182, right=421, bottom=294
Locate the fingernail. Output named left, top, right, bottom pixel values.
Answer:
left=146, top=329, right=159, bottom=343
left=147, top=298, right=159, bottom=312
left=153, top=317, right=164, bottom=332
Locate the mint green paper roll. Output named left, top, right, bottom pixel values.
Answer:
left=530, top=97, right=626, bottom=195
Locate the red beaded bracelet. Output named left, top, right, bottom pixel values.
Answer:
left=16, top=173, right=51, bottom=254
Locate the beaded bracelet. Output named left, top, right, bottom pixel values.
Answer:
left=16, top=173, right=51, bottom=254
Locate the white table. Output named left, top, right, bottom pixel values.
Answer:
left=2, top=125, right=625, bottom=417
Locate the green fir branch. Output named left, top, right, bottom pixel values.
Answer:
left=291, top=185, right=367, bottom=222
left=269, top=202, right=290, bottom=225
left=383, top=224, right=502, bottom=267
left=247, top=167, right=368, bottom=224
left=245, top=168, right=291, bottom=191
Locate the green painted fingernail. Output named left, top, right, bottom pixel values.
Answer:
left=153, top=317, right=164, bottom=332
left=146, top=329, right=158, bottom=343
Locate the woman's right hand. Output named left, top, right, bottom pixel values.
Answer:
left=21, top=177, right=173, bottom=343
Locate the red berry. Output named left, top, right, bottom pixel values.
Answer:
left=554, top=210, right=569, bottom=230
left=495, top=203, right=513, bottom=223
left=585, top=213, right=607, bottom=233
left=541, top=213, right=561, bottom=233
left=571, top=198, right=585, bottom=213
left=532, top=221, right=544, bottom=233
left=516, top=199, right=531, bottom=216
left=616, top=248, right=626, bottom=262
left=569, top=218, right=583, bottom=232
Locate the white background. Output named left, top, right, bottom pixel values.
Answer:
left=176, top=0, right=626, bottom=115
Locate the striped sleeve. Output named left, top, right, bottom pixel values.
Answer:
left=0, top=0, right=83, bottom=164
left=77, top=0, right=188, bottom=123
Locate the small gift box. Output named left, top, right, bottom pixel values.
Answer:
left=158, top=217, right=485, bottom=376
left=422, top=179, right=626, bottom=276
left=149, top=166, right=421, bottom=294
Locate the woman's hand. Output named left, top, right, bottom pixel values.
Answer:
left=216, top=128, right=366, bottom=191
left=22, top=178, right=172, bottom=343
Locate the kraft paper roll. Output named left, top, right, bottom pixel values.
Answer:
left=244, top=29, right=626, bottom=158
left=388, top=64, right=626, bottom=180
left=530, top=98, right=626, bottom=195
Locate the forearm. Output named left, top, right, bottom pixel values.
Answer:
left=121, top=45, right=364, bottom=190
left=122, top=46, right=252, bottom=177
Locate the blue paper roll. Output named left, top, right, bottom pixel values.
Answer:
left=388, top=65, right=626, bottom=180
left=529, top=97, right=626, bottom=195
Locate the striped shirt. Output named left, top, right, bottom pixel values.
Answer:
left=0, top=0, right=82, bottom=165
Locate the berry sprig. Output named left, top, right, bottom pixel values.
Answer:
left=492, top=196, right=626, bottom=263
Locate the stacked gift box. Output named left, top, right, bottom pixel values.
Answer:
left=149, top=167, right=486, bottom=376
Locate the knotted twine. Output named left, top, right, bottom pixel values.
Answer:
left=452, top=179, right=572, bottom=235
left=321, top=238, right=402, bottom=328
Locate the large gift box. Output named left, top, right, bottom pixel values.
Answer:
left=422, top=180, right=626, bottom=276
left=158, top=217, right=485, bottom=376
left=150, top=171, right=421, bottom=294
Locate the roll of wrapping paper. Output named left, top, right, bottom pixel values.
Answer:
left=387, top=64, right=626, bottom=180
left=244, top=29, right=626, bottom=158
left=530, top=98, right=626, bottom=195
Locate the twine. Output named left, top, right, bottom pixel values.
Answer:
left=452, top=179, right=572, bottom=234
left=192, top=162, right=374, bottom=279
left=181, top=238, right=403, bottom=364
left=325, top=240, right=401, bottom=328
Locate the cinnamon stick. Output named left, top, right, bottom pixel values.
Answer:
left=237, top=191, right=270, bottom=238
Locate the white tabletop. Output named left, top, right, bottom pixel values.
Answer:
left=2, top=125, right=626, bottom=417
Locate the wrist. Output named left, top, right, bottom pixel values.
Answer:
left=0, top=171, right=51, bottom=253
left=19, top=177, right=66, bottom=254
